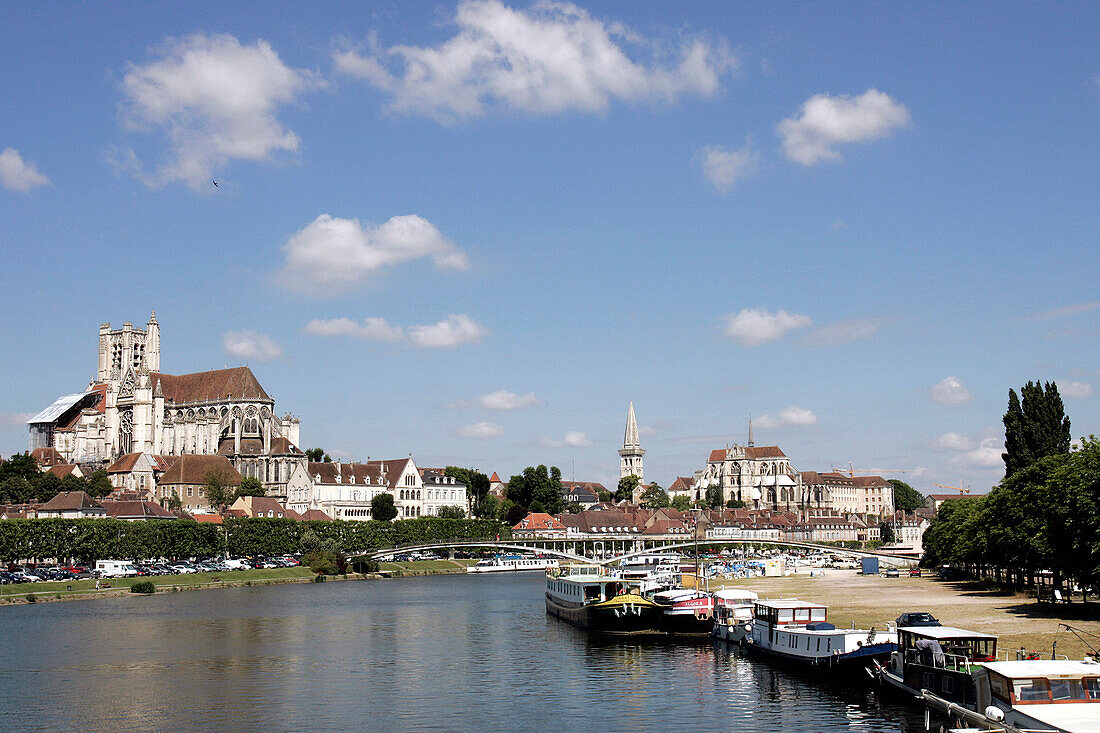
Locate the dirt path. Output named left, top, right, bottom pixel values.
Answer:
left=714, top=569, right=1100, bottom=659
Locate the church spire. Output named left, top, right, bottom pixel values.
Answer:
left=624, top=401, right=640, bottom=449
left=619, top=401, right=645, bottom=484
left=748, top=415, right=754, bottom=447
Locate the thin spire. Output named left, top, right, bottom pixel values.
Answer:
left=624, top=401, right=640, bottom=448
left=748, top=415, right=754, bottom=447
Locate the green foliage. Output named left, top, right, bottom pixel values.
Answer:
left=130, top=581, right=155, bottom=594
left=445, top=466, right=490, bottom=508
left=639, top=484, right=670, bottom=509
left=165, top=491, right=182, bottom=512
left=60, top=473, right=90, bottom=495
left=1003, top=381, right=1072, bottom=478
left=564, top=502, right=583, bottom=514
left=888, top=480, right=925, bottom=513
left=236, top=477, right=265, bottom=498
left=726, top=498, right=745, bottom=509
left=436, top=505, right=466, bottom=519
left=879, top=522, right=896, bottom=544
left=671, top=495, right=691, bottom=511
left=87, top=470, right=112, bottom=499
left=203, top=468, right=237, bottom=513
left=0, top=453, right=40, bottom=482
left=704, top=486, right=724, bottom=509
left=504, top=503, right=527, bottom=526
left=597, top=490, right=612, bottom=503
left=0, top=476, right=35, bottom=504
left=473, top=494, right=500, bottom=520
left=37, top=472, right=62, bottom=501
left=506, top=465, right=564, bottom=514
left=615, top=474, right=640, bottom=502
left=370, top=492, right=397, bottom=521
left=305, top=448, right=332, bottom=463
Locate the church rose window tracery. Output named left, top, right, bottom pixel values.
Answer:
left=120, top=408, right=133, bottom=454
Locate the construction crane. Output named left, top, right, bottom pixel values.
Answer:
left=933, top=483, right=970, bottom=495
left=830, top=462, right=910, bottom=478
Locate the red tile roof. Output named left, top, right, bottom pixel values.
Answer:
left=709, top=446, right=787, bottom=462
left=298, top=509, right=332, bottom=521
left=102, top=500, right=176, bottom=519
left=308, top=461, right=385, bottom=486
left=38, top=491, right=102, bottom=511
left=158, top=455, right=241, bottom=486
left=107, top=452, right=143, bottom=473
left=152, top=367, right=271, bottom=404
left=192, top=513, right=223, bottom=524
left=513, top=512, right=566, bottom=532
left=46, top=464, right=80, bottom=478
left=32, top=447, right=64, bottom=466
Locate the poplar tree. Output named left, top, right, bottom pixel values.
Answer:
left=1002, top=381, right=1071, bottom=477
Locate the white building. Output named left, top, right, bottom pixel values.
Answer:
left=800, top=471, right=895, bottom=518
left=694, top=441, right=802, bottom=510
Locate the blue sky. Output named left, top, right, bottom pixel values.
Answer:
left=2, top=1, right=1097, bottom=493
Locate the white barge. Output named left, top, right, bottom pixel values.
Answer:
left=466, top=555, right=559, bottom=573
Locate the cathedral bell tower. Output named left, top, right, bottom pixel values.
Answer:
left=618, top=401, right=645, bottom=484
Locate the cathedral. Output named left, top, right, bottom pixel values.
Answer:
left=27, top=312, right=305, bottom=493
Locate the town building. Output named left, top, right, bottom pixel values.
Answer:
left=286, top=457, right=448, bottom=521
left=419, top=467, right=469, bottom=516
left=800, top=471, right=895, bottom=517
left=26, top=312, right=307, bottom=496
left=693, top=438, right=802, bottom=510
left=101, top=499, right=177, bottom=521
left=36, top=491, right=106, bottom=519
left=512, top=512, right=567, bottom=538
left=560, top=481, right=604, bottom=507
left=231, top=495, right=289, bottom=519
left=156, top=454, right=241, bottom=514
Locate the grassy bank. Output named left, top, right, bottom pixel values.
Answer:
left=714, top=569, right=1100, bottom=658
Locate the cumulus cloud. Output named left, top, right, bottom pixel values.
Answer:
left=0, top=412, right=34, bottom=427
left=278, top=214, right=468, bottom=294
left=935, top=432, right=974, bottom=451
left=541, top=431, right=594, bottom=448
left=303, top=317, right=404, bottom=341
left=802, top=317, right=886, bottom=346
left=455, top=421, right=505, bottom=439
left=408, top=315, right=488, bottom=348
left=477, top=390, right=541, bottom=410
left=335, top=0, right=734, bottom=122
left=304, top=314, right=486, bottom=348
left=723, top=308, right=812, bottom=345
left=116, top=33, right=321, bottom=189
left=931, top=376, right=972, bottom=406
left=222, top=330, right=282, bottom=362
left=697, top=143, right=757, bottom=192
left=778, top=89, right=910, bottom=165
left=951, top=438, right=1004, bottom=468
left=1059, top=380, right=1094, bottom=399
left=0, top=148, right=50, bottom=192
left=755, top=406, right=817, bottom=429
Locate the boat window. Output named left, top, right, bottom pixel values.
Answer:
left=817, top=638, right=821, bottom=651
left=1050, top=678, right=1084, bottom=701
left=942, top=677, right=954, bottom=694
left=988, top=673, right=1010, bottom=701
left=794, top=608, right=810, bottom=622
left=1013, top=679, right=1050, bottom=703
left=810, top=608, right=826, bottom=622
left=1085, top=678, right=1100, bottom=699
left=777, top=609, right=793, bottom=623
left=584, top=585, right=601, bottom=601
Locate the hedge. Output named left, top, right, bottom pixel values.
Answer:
left=0, top=517, right=506, bottom=563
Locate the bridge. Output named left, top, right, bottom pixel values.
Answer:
left=354, top=536, right=918, bottom=567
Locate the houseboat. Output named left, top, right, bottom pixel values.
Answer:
left=467, top=555, right=559, bottom=573
left=712, top=588, right=759, bottom=644
left=974, top=659, right=1100, bottom=733
left=876, top=625, right=998, bottom=708
left=545, top=563, right=661, bottom=634
left=744, top=599, right=897, bottom=671
left=652, top=588, right=714, bottom=636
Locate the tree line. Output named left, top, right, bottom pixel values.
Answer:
left=1, top=454, right=112, bottom=504
left=922, top=381, right=1095, bottom=593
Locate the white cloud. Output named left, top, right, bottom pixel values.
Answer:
left=935, top=432, right=974, bottom=451
left=303, top=317, right=404, bottom=341
left=697, top=143, right=757, bottom=192
left=455, top=421, right=505, bottom=439
left=0, top=412, right=34, bottom=427
left=335, top=0, right=734, bottom=122
left=222, top=330, right=282, bottom=362
left=951, top=438, right=1003, bottom=468
left=755, top=406, right=817, bottom=429
left=778, top=88, right=910, bottom=165
left=279, top=213, right=469, bottom=294
left=541, top=430, right=594, bottom=448
left=1030, top=300, right=1100, bottom=321
left=0, top=148, right=50, bottom=192
left=477, top=390, right=541, bottom=410
left=802, top=317, right=885, bottom=346
left=723, top=308, right=812, bottom=346
left=1059, top=380, right=1094, bottom=399
left=117, top=33, right=321, bottom=189
left=931, top=376, right=972, bottom=406
left=408, top=314, right=488, bottom=348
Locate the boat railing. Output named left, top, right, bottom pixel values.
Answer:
left=1002, top=648, right=1070, bottom=662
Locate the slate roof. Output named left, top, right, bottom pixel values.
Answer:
left=38, top=491, right=102, bottom=511
left=151, top=367, right=271, bottom=404
left=308, top=461, right=385, bottom=486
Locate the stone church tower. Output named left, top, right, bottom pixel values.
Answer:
left=618, top=401, right=645, bottom=484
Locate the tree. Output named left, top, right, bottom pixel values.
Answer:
left=305, top=448, right=332, bottom=463
left=615, top=474, right=640, bottom=503
left=473, top=494, right=500, bottom=520
left=437, top=505, right=466, bottom=519
left=504, top=502, right=527, bottom=526
left=236, top=477, right=265, bottom=498
left=35, top=472, right=62, bottom=502
left=0, top=476, right=35, bottom=504
left=371, top=492, right=397, bottom=521
left=564, top=501, right=583, bottom=514
left=888, top=479, right=926, bottom=513
left=880, top=522, right=896, bottom=544
left=671, top=495, right=691, bottom=511
left=597, top=490, right=612, bottom=502
left=446, top=466, right=490, bottom=509
left=0, top=453, right=40, bottom=482
left=60, top=474, right=90, bottom=495
left=165, top=491, right=182, bottom=512
left=704, top=486, right=724, bottom=509
left=203, top=469, right=237, bottom=514
left=87, top=470, right=112, bottom=499
left=639, top=483, right=670, bottom=509
left=1003, top=381, right=1071, bottom=477
left=505, top=465, right=564, bottom=514
left=726, top=498, right=745, bottom=509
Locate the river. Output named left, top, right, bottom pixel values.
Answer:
left=0, top=573, right=926, bottom=731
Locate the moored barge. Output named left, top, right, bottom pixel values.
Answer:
left=545, top=563, right=661, bottom=634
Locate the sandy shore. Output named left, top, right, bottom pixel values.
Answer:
left=713, top=568, right=1100, bottom=659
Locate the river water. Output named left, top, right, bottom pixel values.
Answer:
left=1, top=573, right=925, bottom=732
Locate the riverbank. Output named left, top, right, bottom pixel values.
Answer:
left=714, top=568, right=1100, bottom=658
left=0, top=558, right=477, bottom=605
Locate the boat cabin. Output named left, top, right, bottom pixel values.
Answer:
left=978, top=660, right=1100, bottom=707
left=547, top=563, right=642, bottom=605
left=753, top=599, right=827, bottom=628
left=894, top=626, right=998, bottom=707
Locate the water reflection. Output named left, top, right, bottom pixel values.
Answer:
left=0, top=574, right=923, bottom=732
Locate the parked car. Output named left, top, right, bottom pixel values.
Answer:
left=895, top=611, right=941, bottom=627
left=884, top=567, right=900, bottom=578
left=908, top=567, right=922, bottom=577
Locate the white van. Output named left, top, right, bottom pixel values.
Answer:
left=95, top=560, right=139, bottom=578
left=223, top=558, right=249, bottom=570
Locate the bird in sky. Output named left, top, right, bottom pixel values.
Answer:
left=212, top=180, right=218, bottom=188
